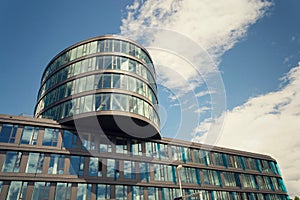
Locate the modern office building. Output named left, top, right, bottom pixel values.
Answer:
left=0, top=35, right=289, bottom=200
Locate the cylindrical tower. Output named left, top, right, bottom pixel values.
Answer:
left=34, top=35, right=160, bottom=138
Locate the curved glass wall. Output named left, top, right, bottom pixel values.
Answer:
left=41, top=38, right=156, bottom=84
left=36, top=73, right=157, bottom=114
left=35, top=35, right=160, bottom=135
left=39, top=93, right=159, bottom=127
left=38, top=55, right=157, bottom=100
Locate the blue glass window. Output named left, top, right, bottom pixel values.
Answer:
left=161, top=188, right=181, bottom=200
left=240, top=174, right=258, bottom=189
left=98, top=136, right=112, bottom=153
left=193, top=149, right=206, bottom=165
left=0, top=124, right=18, bottom=143
left=171, top=145, right=183, bottom=161
left=115, top=185, right=127, bottom=200
left=279, top=179, right=289, bottom=192
left=81, top=134, right=95, bottom=151
left=62, top=130, right=77, bottom=149
left=0, top=181, right=2, bottom=195
left=132, top=186, right=144, bottom=200
left=145, top=142, right=158, bottom=158
left=124, top=160, right=136, bottom=179
left=179, top=167, right=200, bottom=184
left=7, top=181, right=27, bottom=200
left=69, top=156, right=84, bottom=176
left=214, top=152, right=225, bottom=166
left=139, top=162, right=150, bottom=182
left=256, top=176, right=270, bottom=190
left=48, top=154, right=65, bottom=174
left=32, top=182, right=50, bottom=199
left=116, top=137, right=128, bottom=154
left=269, top=161, right=279, bottom=174
left=158, top=143, right=169, bottom=160
left=212, top=191, right=231, bottom=200
left=202, top=169, right=221, bottom=186
left=256, top=193, right=265, bottom=200
left=153, top=164, right=174, bottom=182
left=223, top=172, right=239, bottom=187
left=148, top=187, right=159, bottom=200
left=232, top=155, right=244, bottom=169
left=261, top=160, right=272, bottom=173
left=130, top=139, right=142, bottom=156
left=42, top=128, right=59, bottom=147
left=55, top=182, right=72, bottom=200
left=20, top=126, right=39, bottom=145
left=248, top=158, right=259, bottom=171
left=183, top=147, right=193, bottom=163
left=97, top=184, right=110, bottom=199
left=89, top=157, right=102, bottom=177
left=2, top=151, right=22, bottom=172
left=270, top=177, right=280, bottom=191
left=107, top=159, right=119, bottom=179
left=26, top=152, right=44, bottom=173
left=187, top=190, right=210, bottom=200
left=77, top=183, right=92, bottom=200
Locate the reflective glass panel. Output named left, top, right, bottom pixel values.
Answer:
left=26, top=152, right=44, bottom=173
left=89, top=157, right=102, bottom=177
left=96, top=184, right=110, bottom=200
left=7, top=181, right=27, bottom=200
left=62, top=130, right=77, bottom=149
left=20, top=126, right=39, bottom=145
left=115, top=185, right=127, bottom=200
left=69, top=156, right=84, bottom=176
left=77, top=183, right=92, bottom=200
left=48, top=154, right=65, bottom=174
left=42, top=128, right=59, bottom=147
left=0, top=124, right=18, bottom=143
left=2, top=151, right=22, bottom=172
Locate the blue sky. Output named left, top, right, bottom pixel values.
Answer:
left=0, top=0, right=300, bottom=196
left=221, top=0, right=300, bottom=107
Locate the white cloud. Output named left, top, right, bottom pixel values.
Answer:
left=194, top=62, right=300, bottom=197
left=120, top=0, right=271, bottom=140
left=120, top=0, right=272, bottom=89
left=121, top=0, right=272, bottom=62
left=194, top=106, right=211, bottom=114
left=195, top=90, right=215, bottom=98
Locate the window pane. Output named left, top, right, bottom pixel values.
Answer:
left=115, top=185, right=127, bottom=200
left=26, top=153, right=44, bottom=173
left=69, top=156, right=84, bottom=176
left=2, top=151, right=22, bottom=172
left=89, top=157, right=102, bottom=177
left=77, top=183, right=92, bottom=200
left=107, top=159, right=119, bottom=179
left=55, top=183, right=67, bottom=200
left=32, top=182, right=51, bottom=200
left=97, top=184, right=110, bottom=200
left=7, top=181, right=22, bottom=200
left=0, top=181, right=2, bottom=195
left=124, top=161, right=136, bottom=179
left=139, top=162, right=150, bottom=182
left=42, top=128, right=59, bottom=147
left=62, top=130, right=77, bottom=149
left=148, top=187, right=159, bottom=200
left=20, top=126, right=33, bottom=144
left=0, top=124, right=18, bottom=143
left=48, top=154, right=65, bottom=174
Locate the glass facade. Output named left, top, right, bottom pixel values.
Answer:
left=34, top=35, right=160, bottom=136
left=0, top=120, right=289, bottom=200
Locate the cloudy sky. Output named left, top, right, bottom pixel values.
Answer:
left=0, top=0, right=299, bottom=197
